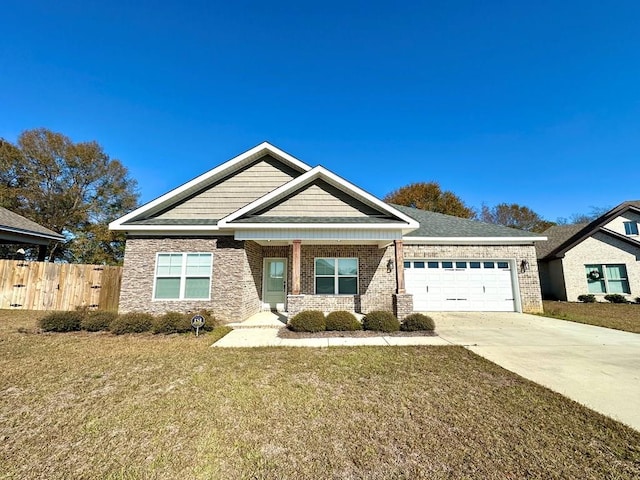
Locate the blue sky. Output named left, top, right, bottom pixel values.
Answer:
left=1, top=1, right=639, bottom=222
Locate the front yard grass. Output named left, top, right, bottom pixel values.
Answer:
left=1, top=309, right=639, bottom=479
left=543, top=300, right=640, bottom=334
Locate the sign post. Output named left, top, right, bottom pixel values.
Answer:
left=191, top=314, right=205, bottom=336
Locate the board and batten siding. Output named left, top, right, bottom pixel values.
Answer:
left=153, top=156, right=302, bottom=220
left=255, top=180, right=382, bottom=218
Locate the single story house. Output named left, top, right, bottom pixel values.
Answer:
left=0, top=207, right=64, bottom=260
left=536, top=201, right=640, bottom=302
left=110, top=143, right=545, bottom=322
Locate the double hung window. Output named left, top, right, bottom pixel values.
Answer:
left=315, top=258, right=358, bottom=294
left=585, top=264, right=630, bottom=294
left=154, top=253, right=212, bottom=300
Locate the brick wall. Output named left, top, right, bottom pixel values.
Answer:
left=559, top=232, right=640, bottom=302
left=403, top=244, right=543, bottom=313
left=292, top=244, right=396, bottom=315
left=120, top=236, right=260, bottom=323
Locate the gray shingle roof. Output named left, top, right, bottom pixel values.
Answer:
left=391, top=204, right=541, bottom=238
left=535, top=224, right=587, bottom=259
left=0, top=207, right=64, bottom=241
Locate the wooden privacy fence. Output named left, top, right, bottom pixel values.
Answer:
left=0, top=260, right=122, bottom=311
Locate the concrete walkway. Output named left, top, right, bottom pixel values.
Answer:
left=213, top=311, right=449, bottom=348
left=432, top=312, right=640, bottom=431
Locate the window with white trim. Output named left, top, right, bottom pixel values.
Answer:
left=315, top=258, right=358, bottom=294
left=585, top=264, right=630, bottom=294
left=154, top=253, right=212, bottom=300
left=624, top=221, right=639, bottom=235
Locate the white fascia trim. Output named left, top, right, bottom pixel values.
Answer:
left=109, top=142, right=312, bottom=230
left=218, top=166, right=419, bottom=229
left=230, top=223, right=407, bottom=229
left=403, top=236, right=547, bottom=245
left=0, top=226, right=64, bottom=241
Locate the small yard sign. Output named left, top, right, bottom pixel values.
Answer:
left=191, top=314, right=205, bottom=336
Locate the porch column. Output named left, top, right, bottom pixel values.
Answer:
left=394, top=239, right=405, bottom=294
left=292, top=240, right=301, bottom=295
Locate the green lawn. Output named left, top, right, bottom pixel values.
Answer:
left=1, top=310, right=639, bottom=479
left=543, top=300, right=640, bottom=334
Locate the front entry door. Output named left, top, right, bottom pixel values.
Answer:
left=263, top=258, right=287, bottom=310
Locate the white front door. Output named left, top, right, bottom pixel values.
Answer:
left=263, top=258, right=287, bottom=310
left=405, top=260, right=516, bottom=312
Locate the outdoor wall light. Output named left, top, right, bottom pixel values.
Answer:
left=386, top=259, right=394, bottom=273
left=520, top=259, right=530, bottom=273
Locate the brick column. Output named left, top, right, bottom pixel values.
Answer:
left=394, top=239, right=405, bottom=294
left=292, top=240, right=301, bottom=295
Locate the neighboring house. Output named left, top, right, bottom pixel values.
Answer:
left=110, top=143, right=545, bottom=323
left=0, top=207, right=64, bottom=259
left=536, top=201, right=640, bottom=302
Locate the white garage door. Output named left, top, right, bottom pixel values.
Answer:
left=405, top=260, right=516, bottom=312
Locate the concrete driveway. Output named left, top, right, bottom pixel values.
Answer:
left=432, top=312, right=640, bottom=431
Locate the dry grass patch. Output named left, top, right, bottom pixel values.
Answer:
left=1, top=309, right=639, bottom=479
left=543, top=301, right=640, bottom=333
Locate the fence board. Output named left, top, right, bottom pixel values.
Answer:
left=0, top=260, right=122, bottom=311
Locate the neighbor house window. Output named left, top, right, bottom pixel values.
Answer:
left=624, top=221, right=639, bottom=235
left=315, top=258, right=358, bottom=294
left=154, top=253, right=212, bottom=300
left=585, top=264, right=630, bottom=294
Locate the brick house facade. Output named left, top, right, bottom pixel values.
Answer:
left=112, top=143, right=546, bottom=322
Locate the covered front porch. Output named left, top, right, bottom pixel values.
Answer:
left=247, top=237, right=414, bottom=321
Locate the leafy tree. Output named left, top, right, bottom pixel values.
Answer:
left=0, top=128, right=138, bottom=264
left=384, top=182, right=475, bottom=218
left=480, top=203, right=555, bottom=232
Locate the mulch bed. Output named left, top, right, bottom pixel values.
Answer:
left=278, top=328, right=438, bottom=339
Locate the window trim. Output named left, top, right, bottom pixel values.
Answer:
left=584, top=263, right=630, bottom=294
left=314, top=257, right=359, bottom=295
left=153, top=252, right=213, bottom=301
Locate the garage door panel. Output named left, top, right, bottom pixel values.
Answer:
left=405, top=259, right=516, bottom=312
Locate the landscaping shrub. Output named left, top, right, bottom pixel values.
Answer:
left=636, top=297, right=640, bottom=304
left=577, top=294, right=596, bottom=303
left=152, top=312, right=192, bottom=334
left=288, top=310, right=326, bottom=332
left=39, top=311, right=84, bottom=332
left=81, top=311, right=118, bottom=332
left=325, top=311, right=362, bottom=331
left=401, top=313, right=435, bottom=332
left=110, top=312, right=154, bottom=335
left=363, top=310, right=400, bottom=332
left=604, top=294, right=629, bottom=304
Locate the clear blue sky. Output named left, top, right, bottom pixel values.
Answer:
left=2, top=1, right=639, bottom=221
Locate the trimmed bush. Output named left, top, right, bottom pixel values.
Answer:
left=81, top=311, right=118, bottom=332
left=604, top=294, right=629, bottom=304
left=636, top=297, right=640, bottom=304
left=39, top=311, right=84, bottom=332
left=577, top=294, right=596, bottom=303
left=152, top=312, right=192, bottom=334
left=288, top=310, right=326, bottom=332
left=401, top=313, right=435, bottom=332
left=363, top=310, right=400, bottom=332
left=325, top=311, right=362, bottom=331
left=110, top=312, right=154, bottom=335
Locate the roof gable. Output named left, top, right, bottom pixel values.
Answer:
left=219, top=166, right=419, bottom=229
left=110, top=142, right=311, bottom=230
left=537, top=200, right=640, bottom=260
